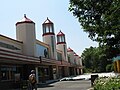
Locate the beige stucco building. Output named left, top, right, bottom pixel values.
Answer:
left=0, top=15, right=83, bottom=89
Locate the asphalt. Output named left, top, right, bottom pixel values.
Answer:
left=10, top=79, right=93, bottom=90
left=38, top=79, right=94, bottom=90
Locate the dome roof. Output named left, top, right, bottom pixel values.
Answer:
left=16, top=14, right=34, bottom=25
left=57, top=30, right=65, bottom=36
left=43, top=17, right=53, bottom=24
left=67, top=47, right=73, bottom=52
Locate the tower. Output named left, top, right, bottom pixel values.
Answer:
left=16, top=14, right=36, bottom=56
left=42, top=17, right=57, bottom=60
left=67, top=47, right=74, bottom=64
left=74, top=52, right=79, bottom=65
left=56, top=30, right=68, bottom=62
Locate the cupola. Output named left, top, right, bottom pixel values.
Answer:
left=42, top=17, right=54, bottom=36
left=57, top=30, right=66, bottom=44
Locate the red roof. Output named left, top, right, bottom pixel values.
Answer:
left=43, top=17, right=53, bottom=24
left=67, top=47, right=73, bottom=52
left=57, top=30, right=65, bottom=36
left=74, top=52, right=78, bottom=56
left=16, top=14, right=34, bottom=25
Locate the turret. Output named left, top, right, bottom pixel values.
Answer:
left=67, top=47, right=74, bottom=64
left=79, top=56, right=83, bottom=66
left=74, top=52, right=79, bottom=65
left=57, top=30, right=68, bottom=61
left=16, top=14, right=36, bottom=56
left=79, top=56, right=83, bottom=74
left=42, top=17, right=57, bottom=60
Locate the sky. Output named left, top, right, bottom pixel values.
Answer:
left=0, top=0, right=98, bottom=56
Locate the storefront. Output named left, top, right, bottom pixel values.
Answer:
left=0, top=65, right=21, bottom=81
left=37, top=65, right=51, bottom=83
left=0, top=49, right=40, bottom=89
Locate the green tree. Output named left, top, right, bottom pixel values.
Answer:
left=69, top=0, right=120, bottom=58
left=81, top=46, right=110, bottom=73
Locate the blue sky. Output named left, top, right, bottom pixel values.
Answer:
left=0, top=0, right=98, bottom=55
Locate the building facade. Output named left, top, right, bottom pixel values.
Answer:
left=0, top=15, right=83, bottom=89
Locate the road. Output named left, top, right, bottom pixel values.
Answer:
left=37, top=80, right=91, bottom=90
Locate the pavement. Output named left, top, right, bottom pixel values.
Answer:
left=37, top=80, right=92, bottom=90
left=37, top=79, right=60, bottom=86
left=10, top=79, right=93, bottom=90
left=10, top=79, right=60, bottom=90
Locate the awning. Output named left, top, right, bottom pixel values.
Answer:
left=112, top=56, right=120, bottom=62
left=0, top=49, right=40, bottom=64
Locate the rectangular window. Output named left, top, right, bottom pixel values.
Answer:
left=1, top=66, right=17, bottom=80
left=36, top=44, right=49, bottom=58
left=46, top=26, right=49, bottom=33
left=57, top=52, right=62, bottom=61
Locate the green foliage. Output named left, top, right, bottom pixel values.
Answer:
left=69, top=0, right=120, bottom=57
left=81, top=46, right=112, bottom=73
left=94, top=76, right=120, bottom=90
left=83, top=68, right=93, bottom=73
left=106, top=64, right=114, bottom=72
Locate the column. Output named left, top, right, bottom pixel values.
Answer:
left=35, top=67, right=39, bottom=83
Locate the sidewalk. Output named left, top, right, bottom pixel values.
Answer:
left=10, top=79, right=60, bottom=90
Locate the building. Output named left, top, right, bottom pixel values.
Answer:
left=113, top=56, right=120, bottom=73
left=0, top=15, right=83, bottom=89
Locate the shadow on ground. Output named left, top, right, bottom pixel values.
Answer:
left=37, top=83, right=54, bottom=88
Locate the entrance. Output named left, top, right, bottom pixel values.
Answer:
left=38, top=66, right=50, bottom=83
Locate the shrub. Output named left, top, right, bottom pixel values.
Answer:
left=106, top=64, right=114, bottom=72
left=94, top=76, right=120, bottom=90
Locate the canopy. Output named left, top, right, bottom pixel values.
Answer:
left=112, top=56, right=120, bottom=62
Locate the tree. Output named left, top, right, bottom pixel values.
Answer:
left=81, top=46, right=110, bottom=73
left=69, top=0, right=120, bottom=58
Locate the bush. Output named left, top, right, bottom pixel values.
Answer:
left=106, top=64, right=114, bottom=72
left=83, top=68, right=93, bottom=73
left=94, top=76, right=120, bottom=90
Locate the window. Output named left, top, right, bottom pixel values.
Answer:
left=46, top=26, right=49, bottom=33
left=57, top=52, right=62, bottom=61
left=43, top=25, right=46, bottom=34
left=1, top=66, right=17, bottom=80
left=58, top=36, right=65, bottom=42
left=36, top=44, right=49, bottom=58
left=43, top=24, right=54, bottom=34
